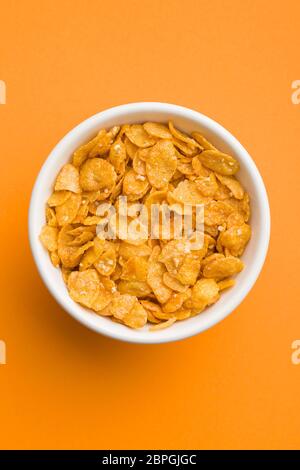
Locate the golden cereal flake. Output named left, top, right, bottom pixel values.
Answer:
left=120, top=256, right=148, bottom=282
left=40, top=225, right=58, bottom=252
left=168, top=121, right=201, bottom=149
left=191, top=279, right=220, bottom=310
left=215, top=174, right=244, bottom=200
left=47, top=190, right=71, bottom=207
left=199, top=150, right=239, bottom=175
left=149, top=317, right=177, bottom=331
left=55, top=164, right=81, bottom=194
left=117, top=280, right=152, bottom=297
left=68, top=269, right=100, bottom=308
left=191, top=131, right=216, bottom=150
left=123, top=300, right=147, bottom=329
left=218, top=223, right=251, bottom=256
left=79, top=158, right=117, bottom=192
left=143, top=122, right=172, bottom=139
left=125, top=124, right=156, bottom=148
left=147, top=260, right=172, bottom=304
left=202, top=255, right=244, bottom=281
left=146, top=140, right=177, bottom=189
left=55, top=193, right=82, bottom=226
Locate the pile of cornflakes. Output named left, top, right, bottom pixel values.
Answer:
left=40, top=121, right=251, bottom=330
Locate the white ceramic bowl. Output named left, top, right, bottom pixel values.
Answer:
left=29, top=102, right=270, bottom=344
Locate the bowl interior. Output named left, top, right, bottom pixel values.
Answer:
left=29, top=103, right=270, bottom=343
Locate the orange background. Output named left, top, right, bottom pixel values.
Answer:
left=0, top=0, right=300, bottom=450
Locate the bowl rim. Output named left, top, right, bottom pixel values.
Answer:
left=28, top=102, right=270, bottom=344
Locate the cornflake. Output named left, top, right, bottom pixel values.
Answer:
left=40, top=121, right=251, bottom=330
